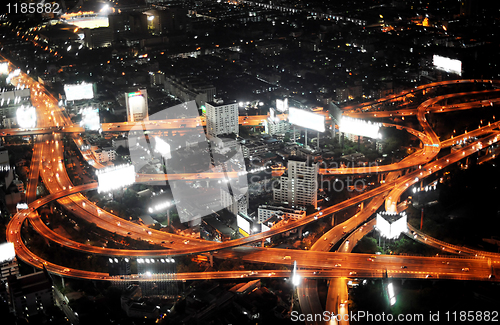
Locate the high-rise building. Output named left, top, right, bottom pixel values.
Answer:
left=125, top=89, right=148, bottom=122
left=221, top=186, right=249, bottom=217
left=273, top=159, right=318, bottom=209
left=206, top=100, right=239, bottom=137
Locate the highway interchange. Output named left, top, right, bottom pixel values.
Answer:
left=3, top=58, right=500, bottom=324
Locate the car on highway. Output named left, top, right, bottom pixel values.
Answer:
left=401, top=265, right=407, bottom=269
left=349, top=271, right=357, bottom=276
left=63, top=268, right=70, bottom=273
left=461, top=268, right=469, bottom=272
left=283, top=256, right=291, bottom=260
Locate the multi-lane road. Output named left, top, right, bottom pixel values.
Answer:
left=6, top=69, right=500, bottom=269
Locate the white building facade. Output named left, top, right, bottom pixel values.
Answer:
left=273, top=160, right=318, bottom=209
left=206, top=100, right=239, bottom=137
left=257, top=205, right=306, bottom=224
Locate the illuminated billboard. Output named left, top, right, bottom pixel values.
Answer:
left=276, top=98, right=288, bottom=112
left=0, top=62, right=9, bottom=75
left=154, top=136, right=171, bottom=160
left=433, top=55, right=462, bottom=76
left=376, top=212, right=407, bottom=239
left=237, top=214, right=251, bottom=237
left=80, top=107, right=100, bottom=131
left=64, top=83, right=94, bottom=101
left=16, top=105, right=37, bottom=129
left=0, top=242, right=15, bottom=264
left=339, top=117, right=382, bottom=139
left=16, top=203, right=29, bottom=210
left=288, top=107, right=325, bottom=132
left=6, top=69, right=21, bottom=84
left=125, top=89, right=148, bottom=122
left=97, top=164, right=135, bottom=193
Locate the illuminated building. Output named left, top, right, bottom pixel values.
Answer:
left=125, top=89, right=148, bottom=122
left=257, top=205, right=306, bottom=223
left=273, top=159, right=319, bottom=209
left=92, top=147, right=117, bottom=163
left=206, top=100, right=239, bottom=137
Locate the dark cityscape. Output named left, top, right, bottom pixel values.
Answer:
left=0, top=0, right=500, bottom=324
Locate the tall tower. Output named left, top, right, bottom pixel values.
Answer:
left=273, top=159, right=319, bottom=209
